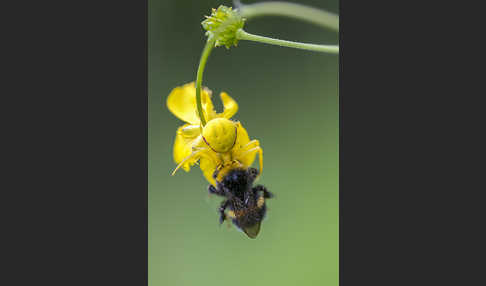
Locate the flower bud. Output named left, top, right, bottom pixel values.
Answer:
left=201, top=5, right=246, bottom=49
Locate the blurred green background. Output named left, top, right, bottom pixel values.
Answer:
left=149, top=0, right=338, bottom=285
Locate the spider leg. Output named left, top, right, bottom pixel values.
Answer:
left=212, top=164, right=225, bottom=180
left=236, top=140, right=263, bottom=173
left=238, top=146, right=263, bottom=176
left=171, top=148, right=212, bottom=175
left=179, top=124, right=200, bottom=138
left=239, top=139, right=260, bottom=150
left=171, top=150, right=202, bottom=175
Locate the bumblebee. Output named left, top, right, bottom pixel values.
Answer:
left=208, top=167, right=273, bottom=238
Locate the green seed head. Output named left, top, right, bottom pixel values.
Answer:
left=201, top=5, right=246, bottom=49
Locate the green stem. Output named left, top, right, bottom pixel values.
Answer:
left=195, top=37, right=215, bottom=126
left=237, top=1, right=339, bottom=32
left=236, top=29, right=339, bottom=54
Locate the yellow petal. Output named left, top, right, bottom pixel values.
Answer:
left=200, top=156, right=220, bottom=186
left=167, top=82, right=216, bottom=124
left=219, top=92, right=238, bottom=119
left=173, top=124, right=202, bottom=172
left=232, top=122, right=257, bottom=167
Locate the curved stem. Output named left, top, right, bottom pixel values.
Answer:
left=236, top=1, right=339, bottom=32
left=195, top=37, right=215, bottom=126
left=236, top=29, right=339, bottom=54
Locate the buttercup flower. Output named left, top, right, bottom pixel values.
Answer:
left=167, top=82, right=263, bottom=186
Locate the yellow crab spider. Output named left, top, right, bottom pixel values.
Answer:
left=172, top=117, right=263, bottom=185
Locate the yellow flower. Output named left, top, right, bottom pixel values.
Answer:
left=167, top=82, right=263, bottom=186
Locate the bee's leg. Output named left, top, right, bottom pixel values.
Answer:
left=218, top=200, right=230, bottom=224
left=253, top=185, right=274, bottom=199
left=208, top=184, right=225, bottom=197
